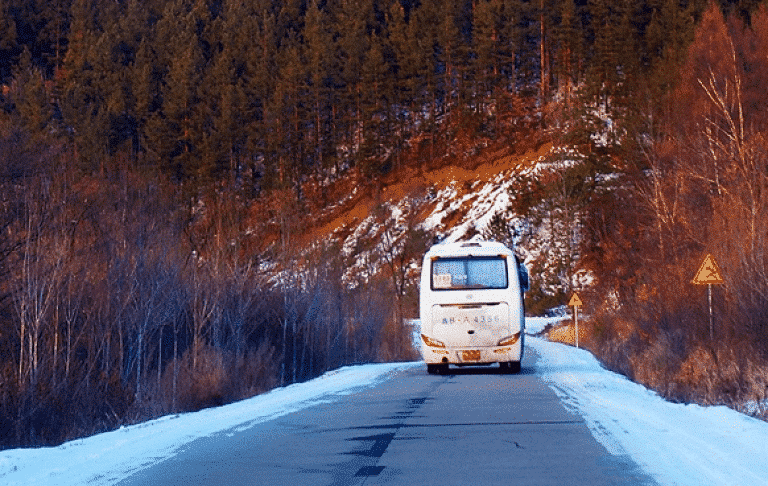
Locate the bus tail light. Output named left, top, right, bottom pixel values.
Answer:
left=421, top=334, right=446, bottom=348
left=497, top=333, right=521, bottom=346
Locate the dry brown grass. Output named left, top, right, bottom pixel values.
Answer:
left=582, top=302, right=768, bottom=414
left=546, top=319, right=591, bottom=347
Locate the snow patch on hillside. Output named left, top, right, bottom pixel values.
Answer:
left=414, top=146, right=593, bottom=296
left=421, top=172, right=517, bottom=244
left=286, top=145, right=596, bottom=295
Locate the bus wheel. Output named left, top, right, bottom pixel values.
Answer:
left=501, top=361, right=521, bottom=374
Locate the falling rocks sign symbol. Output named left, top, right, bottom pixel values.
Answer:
left=692, top=254, right=723, bottom=341
left=568, top=293, right=583, bottom=307
left=692, top=254, right=724, bottom=285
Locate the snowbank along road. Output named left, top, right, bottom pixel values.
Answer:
left=1, top=318, right=767, bottom=485
left=116, top=345, right=653, bottom=486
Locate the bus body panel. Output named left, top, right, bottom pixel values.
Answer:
left=419, top=241, right=526, bottom=369
left=431, top=302, right=510, bottom=347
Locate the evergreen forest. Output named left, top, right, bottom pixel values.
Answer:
left=2, top=0, right=768, bottom=449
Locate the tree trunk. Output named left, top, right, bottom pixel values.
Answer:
left=172, top=321, right=178, bottom=412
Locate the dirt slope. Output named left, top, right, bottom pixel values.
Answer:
left=302, top=144, right=552, bottom=246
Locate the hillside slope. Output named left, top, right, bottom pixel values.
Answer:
left=287, top=141, right=588, bottom=316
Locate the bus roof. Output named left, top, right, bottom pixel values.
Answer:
left=425, top=240, right=514, bottom=259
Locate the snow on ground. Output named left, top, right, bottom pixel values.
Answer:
left=2, top=320, right=768, bottom=486
left=533, top=336, right=768, bottom=486
left=0, top=363, right=416, bottom=486
left=525, top=315, right=568, bottom=335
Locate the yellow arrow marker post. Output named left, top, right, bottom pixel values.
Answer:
left=569, top=293, right=583, bottom=348
left=691, top=254, right=724, bottom=341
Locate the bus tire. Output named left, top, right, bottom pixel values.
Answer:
left=501, top=361, right=521, bottom=374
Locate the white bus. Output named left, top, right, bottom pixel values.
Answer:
left=419, top=241, right=529, bottom=374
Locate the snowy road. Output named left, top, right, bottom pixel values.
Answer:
left=1, top=319, right=767, bottom=485
left=114, top=347, right=653, bottom=486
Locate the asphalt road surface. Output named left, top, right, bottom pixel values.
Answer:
left=118, top=347, right=657, bottom=485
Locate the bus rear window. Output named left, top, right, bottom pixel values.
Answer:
left=431, top=257, right=508, bottom=290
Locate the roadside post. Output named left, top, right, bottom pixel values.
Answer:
left=691, top=254, right=724, bottom=341
left=569, top=293, right=583, bottom=348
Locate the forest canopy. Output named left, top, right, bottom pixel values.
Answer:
left=3, top=0, right=768, bottom=450
left=1, top=0, right=760, bottom=193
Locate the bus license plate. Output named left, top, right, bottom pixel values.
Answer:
left=462, top=350, right=481, bottom=361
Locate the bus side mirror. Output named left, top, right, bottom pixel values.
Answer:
left=518, top=262, right=529, bottom=293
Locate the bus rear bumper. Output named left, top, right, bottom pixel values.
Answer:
left=421, top=342, right=522, bottom=365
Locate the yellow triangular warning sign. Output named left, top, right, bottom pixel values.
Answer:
left=692, top=254, right=724, bottom=285
left=569, top=293, right=583, bottom=307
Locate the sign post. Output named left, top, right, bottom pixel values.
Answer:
left=691, top=254, right=724, bottom=341
left=568, top=293, right=583, bottom=348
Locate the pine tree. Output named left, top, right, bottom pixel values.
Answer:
left=645, top=0, right=696, bottom=126
left=384, top=0, right=437, bottom=168
left=474, top=0, right=520, bottom=130
left=193, top=0, right=256, bottom=187
left=39, top=0, right=72, bottom=74
left=586, top=0, right=619, bottom=104
left=131, top=37, right=157, bottom=168
left=435, top=0, right=462, bottom=118
left=383, top=0, right=410, bottom=171
left=538, top=0, right=560, bottom=102
left=100, top=0, right=153, bottom=161
left=553, top=0, right=583, bottom=107
left=58, top=0, right=110, bottom=171
left=473, top=0, right=496, bottom=116
left=11, top=47, right=55, bottom=138
left=514, top=0, right=542, bottom=96
left=331, top=0, right=375, bottom=170
left=0, top=0, right=18, bottom=81
left=242, top=5, right=280, bottom=191
left=615, top=0, right=643, bottom=90
left=269, top=38, right=306, bottom=192
left=144, top=0, right=204, bottom=181
left=222, top=0, right=259, bottom=186
left=359, top=32, right=391, bottom=169
left=303, top=0, right=334, bottom=172
left=739, top=4, right=768, bottom=130
left=409, top=0, right=440, bottom=123
left=198, top=31, right=233, bottom=184
left=493, top=0, right=521, bottom=91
